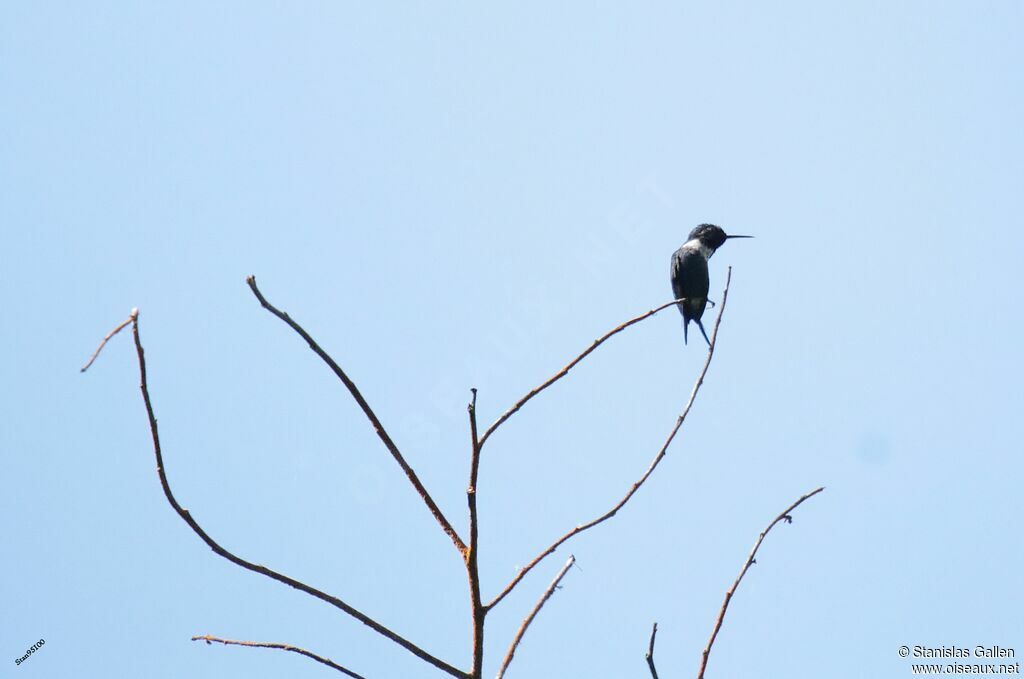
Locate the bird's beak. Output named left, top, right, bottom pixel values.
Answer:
left=725, top=235, right=753, bottom=239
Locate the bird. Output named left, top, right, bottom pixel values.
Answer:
left=670, top=224, right=752, bottom=345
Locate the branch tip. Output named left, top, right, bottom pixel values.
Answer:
left=192, top=634, right=368, bottom=678
left=496, top=555, right=576, bottom=679
left=80, top=310, right=139, bottom=372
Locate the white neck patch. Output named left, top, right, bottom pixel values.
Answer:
left=684, top=238, right=714, bottom=259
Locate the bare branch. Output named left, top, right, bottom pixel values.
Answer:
left=646, top=622, right=660, bottom=679
left=80, top=309, right=137, bottom=372
left=245, top=276, right=467, bottom=555
left=697, top=486, right=826, bottom=679
left=496, top=555, right=576, bottom=679
left=466, top=388, right=486, bottom=677
left=191, top=634, right=367, bottom=679
left=487, top=269, right=734, bottom=610
left=120, top=311, right=468, bottom=679
left=478, top=298, right=687, bottom=448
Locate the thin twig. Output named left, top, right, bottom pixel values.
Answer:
left=478, top=298, right=687, bottom=448
left=495, top=555, right=576, bottom=679
left=487, top=269, right=733, bottom=610
left=122, top=311, right=468, bottom=679
left=697, top=486, right=826, bottom=679
left=191, top=635, right=367, bottom=679
left=246, top=276, right=467, bottom=556
left=646, top=622, right=660, bottom=679
left=467, top=388, right=486, bottom=677
left=80, top=309, right=137, bottom=372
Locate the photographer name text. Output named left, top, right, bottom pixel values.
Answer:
left=912, top=647, right=1015, bottom=660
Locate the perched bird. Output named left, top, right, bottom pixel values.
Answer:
left=670, top=224, right=752, bottom=345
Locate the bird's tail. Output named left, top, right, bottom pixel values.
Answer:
left=695, top=319, right=711, bottom=346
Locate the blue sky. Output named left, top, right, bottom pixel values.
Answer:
left=2, top=2, right=1022, bottom=678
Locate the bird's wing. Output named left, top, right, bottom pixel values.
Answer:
left=670, top=248, right=709, bottom=300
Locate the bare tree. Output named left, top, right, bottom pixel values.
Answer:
left=83, top=266, right=820, bottom=677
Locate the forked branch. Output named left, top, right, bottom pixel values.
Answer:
left=646, top=623, right=660, bottom=679
left=85, top=309, right=468, bottom=679
left=87, top=269, right=747, bottom=679
left=246, top=276, right=467, bottom=556
left=487, top=269, right=733, bottom=610
left=191, top=635, right=367, bottom=679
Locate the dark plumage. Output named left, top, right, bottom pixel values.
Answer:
left=670, top=224, right=751, bottom=345
left=671, top=245, right=711, bottom=344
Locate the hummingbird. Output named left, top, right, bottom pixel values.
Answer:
left=670, top=224, right=752, bottom=345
